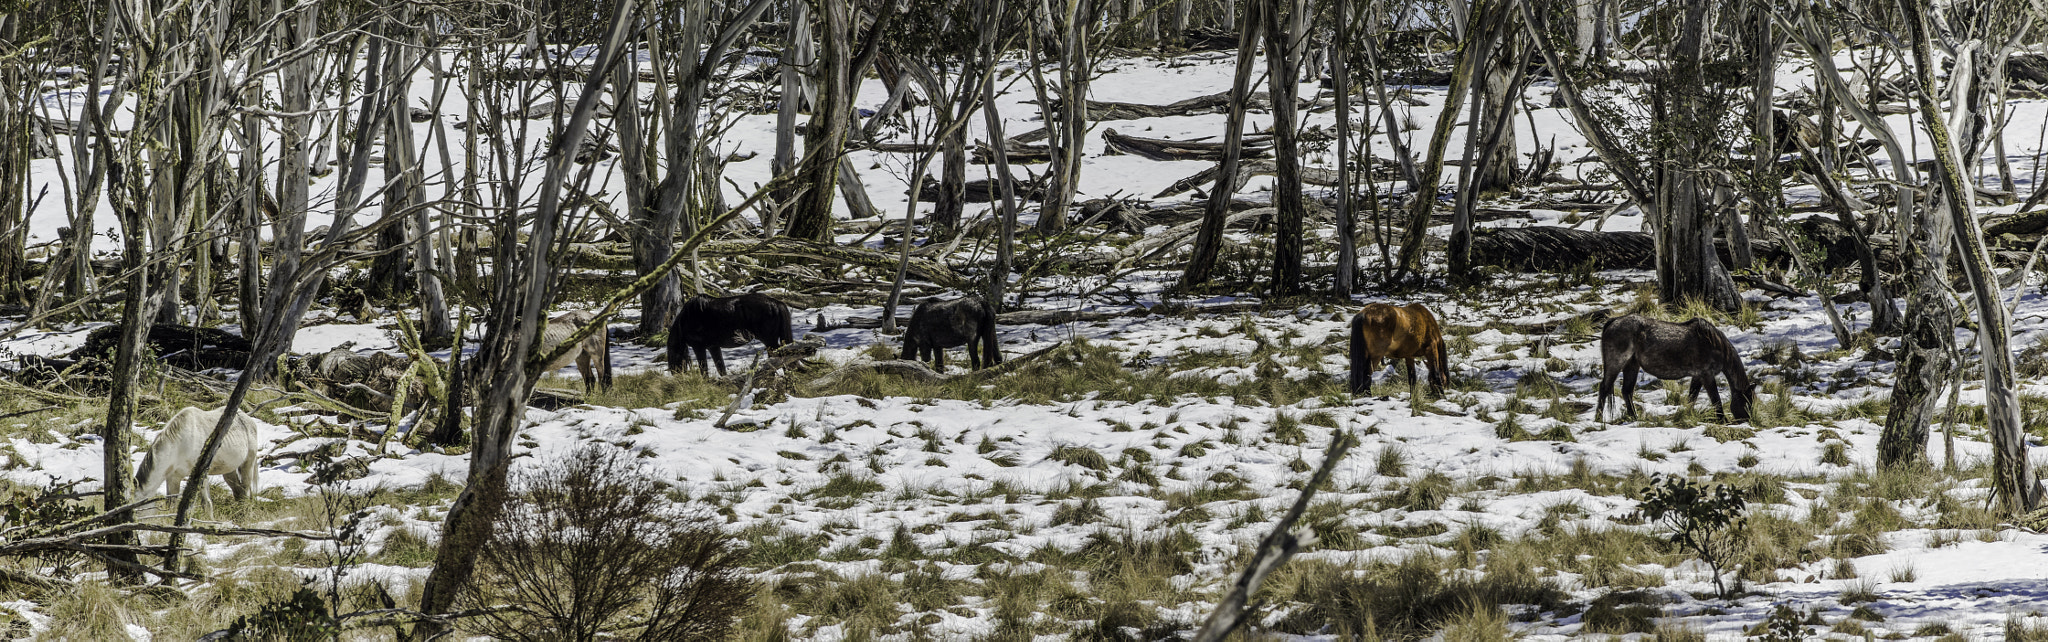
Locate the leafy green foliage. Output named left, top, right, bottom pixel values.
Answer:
left=1635, top=474, right=1748, bottom=598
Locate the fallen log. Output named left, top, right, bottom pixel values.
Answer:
left=62, top=323, right=254, bottom=372
left=1051, top=90, right=1269, bottom=120
left=912, top=176, right=1047, bottom=202
left=1104, top=128, right=1273, bottom=162
left=1469, top=227, right=1656, bottom=271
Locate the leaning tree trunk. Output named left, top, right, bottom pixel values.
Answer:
left=1782, top=4, right=1946, bottom=469
left=409, top=3, right=637, bottom=636
left=1898, top=1, right=2040, bottom=513
left=1177, top=0, right=1261, bottom=289
left=1394, top=0, right=1502, bottom=283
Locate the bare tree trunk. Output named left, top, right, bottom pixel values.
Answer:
left=1331, top=0, right=1355, bottom=298
left=773, top=0, right=812, bottom=211
left=1394, top=0, right=1502, bottom=283
left=1653, top=0, right=1740, bottom=311
left=0, top=15, right=27, bottom=307
left=1781, top=5, right=1946, bottom=468
left=1039, top=0, right=1092, bottom=234
left=1263, top=0, right=1306, bottom=295
left=1450, top=32, right=1528, bottom=279
left=410, top=3, right=638, bottom=634
left=1898, top=1, right=2040, bottom=513
left=640, top=0, right=774, bottom=329
left=783, top=0, right=853, bottom=240
left=384, top=8, right=450, bottom=342
left=237, top=41, right=266, bottom=334
left=1177, top=0, right=1260, bottom=289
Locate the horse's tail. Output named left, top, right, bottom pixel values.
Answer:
left=600, top=325, right=614, bottom=390
left=777, top=299, right=795, bottom=346
left=1347, top=311, right=1368, bottom=394
left=980, top=298, right=1001, bottom=365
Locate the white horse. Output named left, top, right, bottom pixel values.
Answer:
left=135, top=406, right=262, bottom=518
left=540, top=310, right=614, bottom=392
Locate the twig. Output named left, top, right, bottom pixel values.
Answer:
left=712, top=353, right=765, bottom=429
left=1190, top=429, right=1358, bottom=642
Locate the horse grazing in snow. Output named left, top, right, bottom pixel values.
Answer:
left=540, top=310, right=614, bottom=392
left=901, top=297, right=1001, bottom=371
left=136, top=406, right=261, bottom=518
left=1348, top=303, right=1449, bottom=397
left=668, top=293, right=795, bottom=376
left=1595, top=314, right=1755, bottom=424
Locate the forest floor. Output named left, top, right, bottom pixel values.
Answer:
left=8, top=48, right=2048, bottom=641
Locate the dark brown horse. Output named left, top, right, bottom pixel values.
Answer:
left=902, top=297, right=1001, bottom=370
left=1349, top=303, right=1448, bottom=396
left=668, top=293, right=795, bottom=376
left=1596, top=315, right=1755, bottom=423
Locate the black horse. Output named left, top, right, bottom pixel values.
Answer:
left=668, top=293, right=795, bottom=376
left=1595, top=315, right=1755, bottom=423
left=902, top=297, right=1001, bottom=370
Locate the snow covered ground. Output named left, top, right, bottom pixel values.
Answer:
left=9, top=44, right=2048, bottom=640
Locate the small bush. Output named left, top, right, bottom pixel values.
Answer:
left=464, top=446, right=755, bottom=641
left=1636, top=474, right=1748, bottom=598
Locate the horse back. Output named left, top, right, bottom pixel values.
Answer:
left=1353, top=303, right=1440, bottom=360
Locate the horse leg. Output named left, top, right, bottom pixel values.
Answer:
left=968, top=337, right=982, bottom=370
left=694, top=346, right=711, bottom=376
left=225, top=469, right=247, bottom=502
left=934, top=347, right=946, bottom=371
left=1619, top=364, right=1640, bottom=419
left=577, top=351, right=596, bottom=393
left=241, top=455, right=259, bottom=500
left=1348, top=326, right=1368, bottom=396
left=712, top=349, right=728, bottom=377
left=1704, top=376, right=1725, bottom=422
left=1431, top=340, right=1449, bottom=396
left=1595, top=365, right=1616, bottom=423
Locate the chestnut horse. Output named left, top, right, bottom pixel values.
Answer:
left=1348, top=303, right=1448, bottom=396
left=1595, top=315, right=1754, bottom=423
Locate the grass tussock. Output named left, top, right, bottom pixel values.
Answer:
left=1265, top=553, right=1568, bottom=640
left=805, top=340, right=1348, bottom=408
